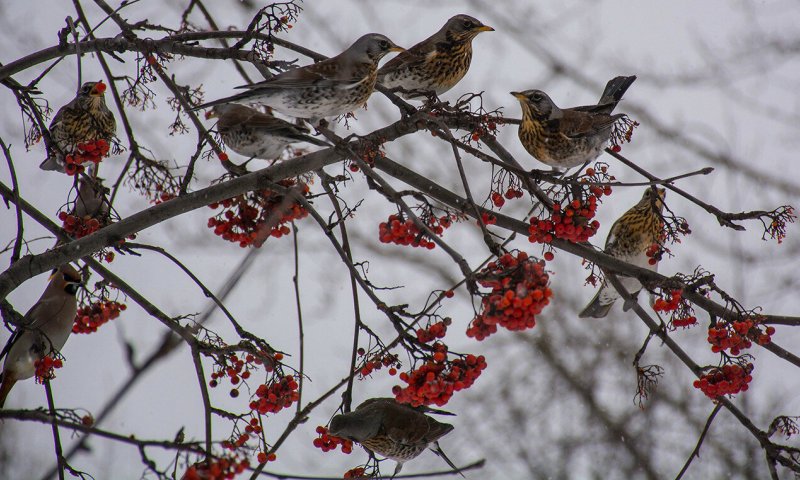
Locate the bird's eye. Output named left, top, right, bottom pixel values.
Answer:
left=379, top=40, right=389, bottom=50
left=531, top=93, right=543, bottom=102
left=82, top=86, right=91, bottom=94
left=462, top=20, right=474, bottom=29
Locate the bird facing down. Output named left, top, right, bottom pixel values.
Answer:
left=73, top=175, right=110, bottom=220
left=193, top=33, right=404, bottom=120
left=579, top=187, right=666, bottom=319
left=205, top=104, right=329, bottom=161
left=377, top=14, right=493, bottom=99
left=40, top=81, right=116, bottom=173
left=329, top=398, right=461, bottom=476
left=0, top=265, right=82, bottom=407
left=511, top=75, right=636, bottom=169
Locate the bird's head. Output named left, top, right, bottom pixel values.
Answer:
left=50, top=264, right=83, bottom=296
left=640, top=187, right=667, bottom=212
left=443, top=14, right=494, bottom=41
left=79, top=81, right=107, bottom=98
left=511, top=90, right=560, bottom=120
left=348, top=33, right=404, bottom=63
left=329, top=412, right=375, bottom=442
left=204, top=104, right=244, bottom=120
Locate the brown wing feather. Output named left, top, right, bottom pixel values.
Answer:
left=557, top=111, right=623, bottom=138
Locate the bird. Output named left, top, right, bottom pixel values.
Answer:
left=0, top=264, right=82, bottom=407
left=511, top=75, right=636, bottom=169
left=205, top=104, right=329, bottom=161
left=40, top=81, right=116, bottom=173
left=72, top=174, right=110, bottom=220
left=193, top=34, right=404, bottom=121
left=579, top=187, right=666, bottom=318
left=329, top=398, right=462, bottom=477
left=377, top=14, right=493, bottom=99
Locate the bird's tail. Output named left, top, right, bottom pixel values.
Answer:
left=39, top=155, right=65, bottom=173
left=578, top=288, right=615, bottom=319
left=431, top=441, right=466, bottom=478
left=190, top=91, right=256, bottom=112
left=598, top=75, right=637, bottom=107
left=0, top=373, right=16, bottom=408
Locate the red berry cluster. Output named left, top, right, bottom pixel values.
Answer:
left=182, top=456, right=249, bottom=480
left=58, top=211, right=102, bottom=238
left=209, top=351, right=283, bottom=395
left=645, top=242, right=671, bottom=266
left=208, top=181, right=309, bottom=247
left=466, top=251, right=552, bottom=341
left=708, top=320, right=774, bottom=355
left=480, top=212, right=497, bottom=226
left=653, top=290, right=697, bottom=328
left=378, top=214, right=454, bottom=249
left=528, top=188, right=606, bottom=244
left=466, top=116, right=498, bottom=143
left=73, top=300, right=126, bottom=334
left=313, top=426, right=353, bottom=454
left=343, top=467, right=368, bottom=479
left=64, top=139, right=111, bottom=176
left=693, top=363, right=754, bottom=398
left=34, top=355, right=63, bottom=383
left=349, top=140, right=386, bottom=172
left=416, top=318, right=451, bottom=343
left=356, top=350, right=400, bottom=378
left=256, top=451, right=277, bottom=464
left=249, top=375, right=299, bottom=415
left=490, top=187, right=524, bottom=209
left=393, top=345, right=487, bottom=407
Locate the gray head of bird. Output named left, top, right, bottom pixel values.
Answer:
left=77, top=81, right=108, bottom=98
left=50, top=264, right=83, bottom=296
left=511, top=90, right=562, bottom=121
left=442, top=14, right=494, bottom=41
left=205, top=103, right=256, bottom=120
left=345, top=33, right=404, bottom=63
left=328, top=411, right=378, bottom=442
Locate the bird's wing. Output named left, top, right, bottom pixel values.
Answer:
left=382, top=403, right=430, bottom=444
left=237, top=59, right=364, bottom=91
left=378, top=39, right=435, bottom=77
left=556, top=112, right=622, bottom=139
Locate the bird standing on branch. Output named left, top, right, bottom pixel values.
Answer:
left=40, top=81, right=116, bottom=173
left=579, top=187, right=666, bottom=318
left=511, top=75, right=636, bottom=169
left=205, top=104, right=329, bottom=162
left=329, top=397, right=463, bottom=477
left=377, top=14, right=493, bottom=99
left=0, top=265, right=82, bottom=407
left=193, top=34, right=404, bottom=121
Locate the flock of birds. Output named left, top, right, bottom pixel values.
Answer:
left=2, top=13, right=669, bottom=476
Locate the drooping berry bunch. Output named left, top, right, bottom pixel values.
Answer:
left=488, top=169, right=524, bottom=209
left=34, top=355, right=63, bottom=383
left=653, top=289, right=697, bottom=328
left=182, top=456, right=250, bottom=480
left=465, top=114, right=499, bottom=144
left=313, top=426, right=353, bottom=454
left=73, top=300, right=126, bottom=334
left=58, top=211, right=102, bottom=238
left=393, top=343, right=487, bottom=407
left=355, top=349, right=400, bottom=379
left=248, top=374, right=300, bottom=415
left=63, top=139, right=111, bottom=176
left=416, top=318, right=450, bottom=343
left=707, top=318, right=774, bottom=355
left=693, top=362, right=754, bottom=399
left=208, top=179, right=310, bottom=247
left=763, top=205, right=796, bottom=244
left=466, top=251, right=552, bottom=341
left=378, top=212, right=456, bottom=249
left=343, top=467, right=370, bottom=479
left=348, top=138, right=385, bottom=172
left=208, top=351, right=283, bottom=396
left=609, top=117, right=639, bottom=152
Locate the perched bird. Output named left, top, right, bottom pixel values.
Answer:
left=511, top=75, right=636, bottom=169
left=0, top=265, right=82, bottom=407
left=579, top=188, right=666, bottom=318
left=205, top=104, right=329, bottom=161
left=40, top=81, right=116, bottom=172
left=73, top=174, right=110, bottom=220
left=377, top=14, right=493, bottom=99
left=193, top=34, right=403, bottom=120
left=329, top=398, right=462, bottom=476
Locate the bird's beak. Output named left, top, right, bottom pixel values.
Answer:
left=510, top=91, right=526, bottom=100
left=656, top=188, right=666, bottom=199
left=389, top=44, right=405, bottom=53
left=204, top=110, right=217, bottom=120
left=90, top=81, right=107, bottom=96
left=476, top=25, right=495, bottom=32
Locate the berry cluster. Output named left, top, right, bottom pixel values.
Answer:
left=73, top=300, right=126, bottom=334
left=64, top=139, right=111, bottom=176
left=693, top=363, right=754, bottom=398
left=528, top=188, right=606, bottom=244
left=209, top=351, right=283, bottom=396
left=653, top=290, right=697, bottom=328
left=708, top=319, right=774, bottom=355
left=249, top=375, right=300, bottom=415
left=256, top=451, right=277, bottom=464
left=349, top=140, right=386, bottom=172
left=467, top=251, right=552, bottom=341
left=356, top=350, right=400, bottom=378
left=490, top=187, right=524, bottom=209
left=645, top=242, right=670, bottom=266
left=34, top=355, right=63, bottom=383
left=208, top=180, right=309, bottom=247
left=480, top=212, right=497, bottom=226
left=58, top=211, right=102, bottom=238
left=416, top=318, right=450, bottom=343
left=378, top=213, right=454, bottom=249
left=343, top=467, right=368, bottom=479
left=313, top=426, right=353, bottom=454
left=610, top=117, right=639, bottom=151
left=182, top=456, right=249, bottom=480
left=393, top=345, right=487, bottom=407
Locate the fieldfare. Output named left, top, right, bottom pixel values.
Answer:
left=205, top=104, right=329, bottom=161
left=40, top=81, right=116, bottom=173
left=511, top=75, right=636, bottom=169
left=0, top=264, right=82, bottom=407
left=329, top=398, right=461, bottom=476
left=377, top=14, right=493, bottom=99
left=194, top=34, right=403, bottom=121
left=579, top=187, right=666, bottom=318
